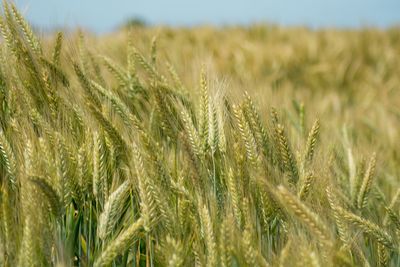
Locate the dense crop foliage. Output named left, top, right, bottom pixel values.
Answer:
left=0, top=2, right=400, bottom=266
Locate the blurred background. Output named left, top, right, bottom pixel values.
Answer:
left=12, top=0, right=400, bottom=33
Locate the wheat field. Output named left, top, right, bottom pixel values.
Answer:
left=0, top=1, right=400, bottom=266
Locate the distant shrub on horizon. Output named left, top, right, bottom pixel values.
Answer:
left=120, top=17, right=147, bottom=29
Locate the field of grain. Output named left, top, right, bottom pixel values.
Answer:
left=0, top=2, right=400, bottom=266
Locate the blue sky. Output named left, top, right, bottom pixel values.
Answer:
left=12, top=0, right=400, bottom=33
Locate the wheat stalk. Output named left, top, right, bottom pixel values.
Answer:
left=357, top=152, right=376, bottom=209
